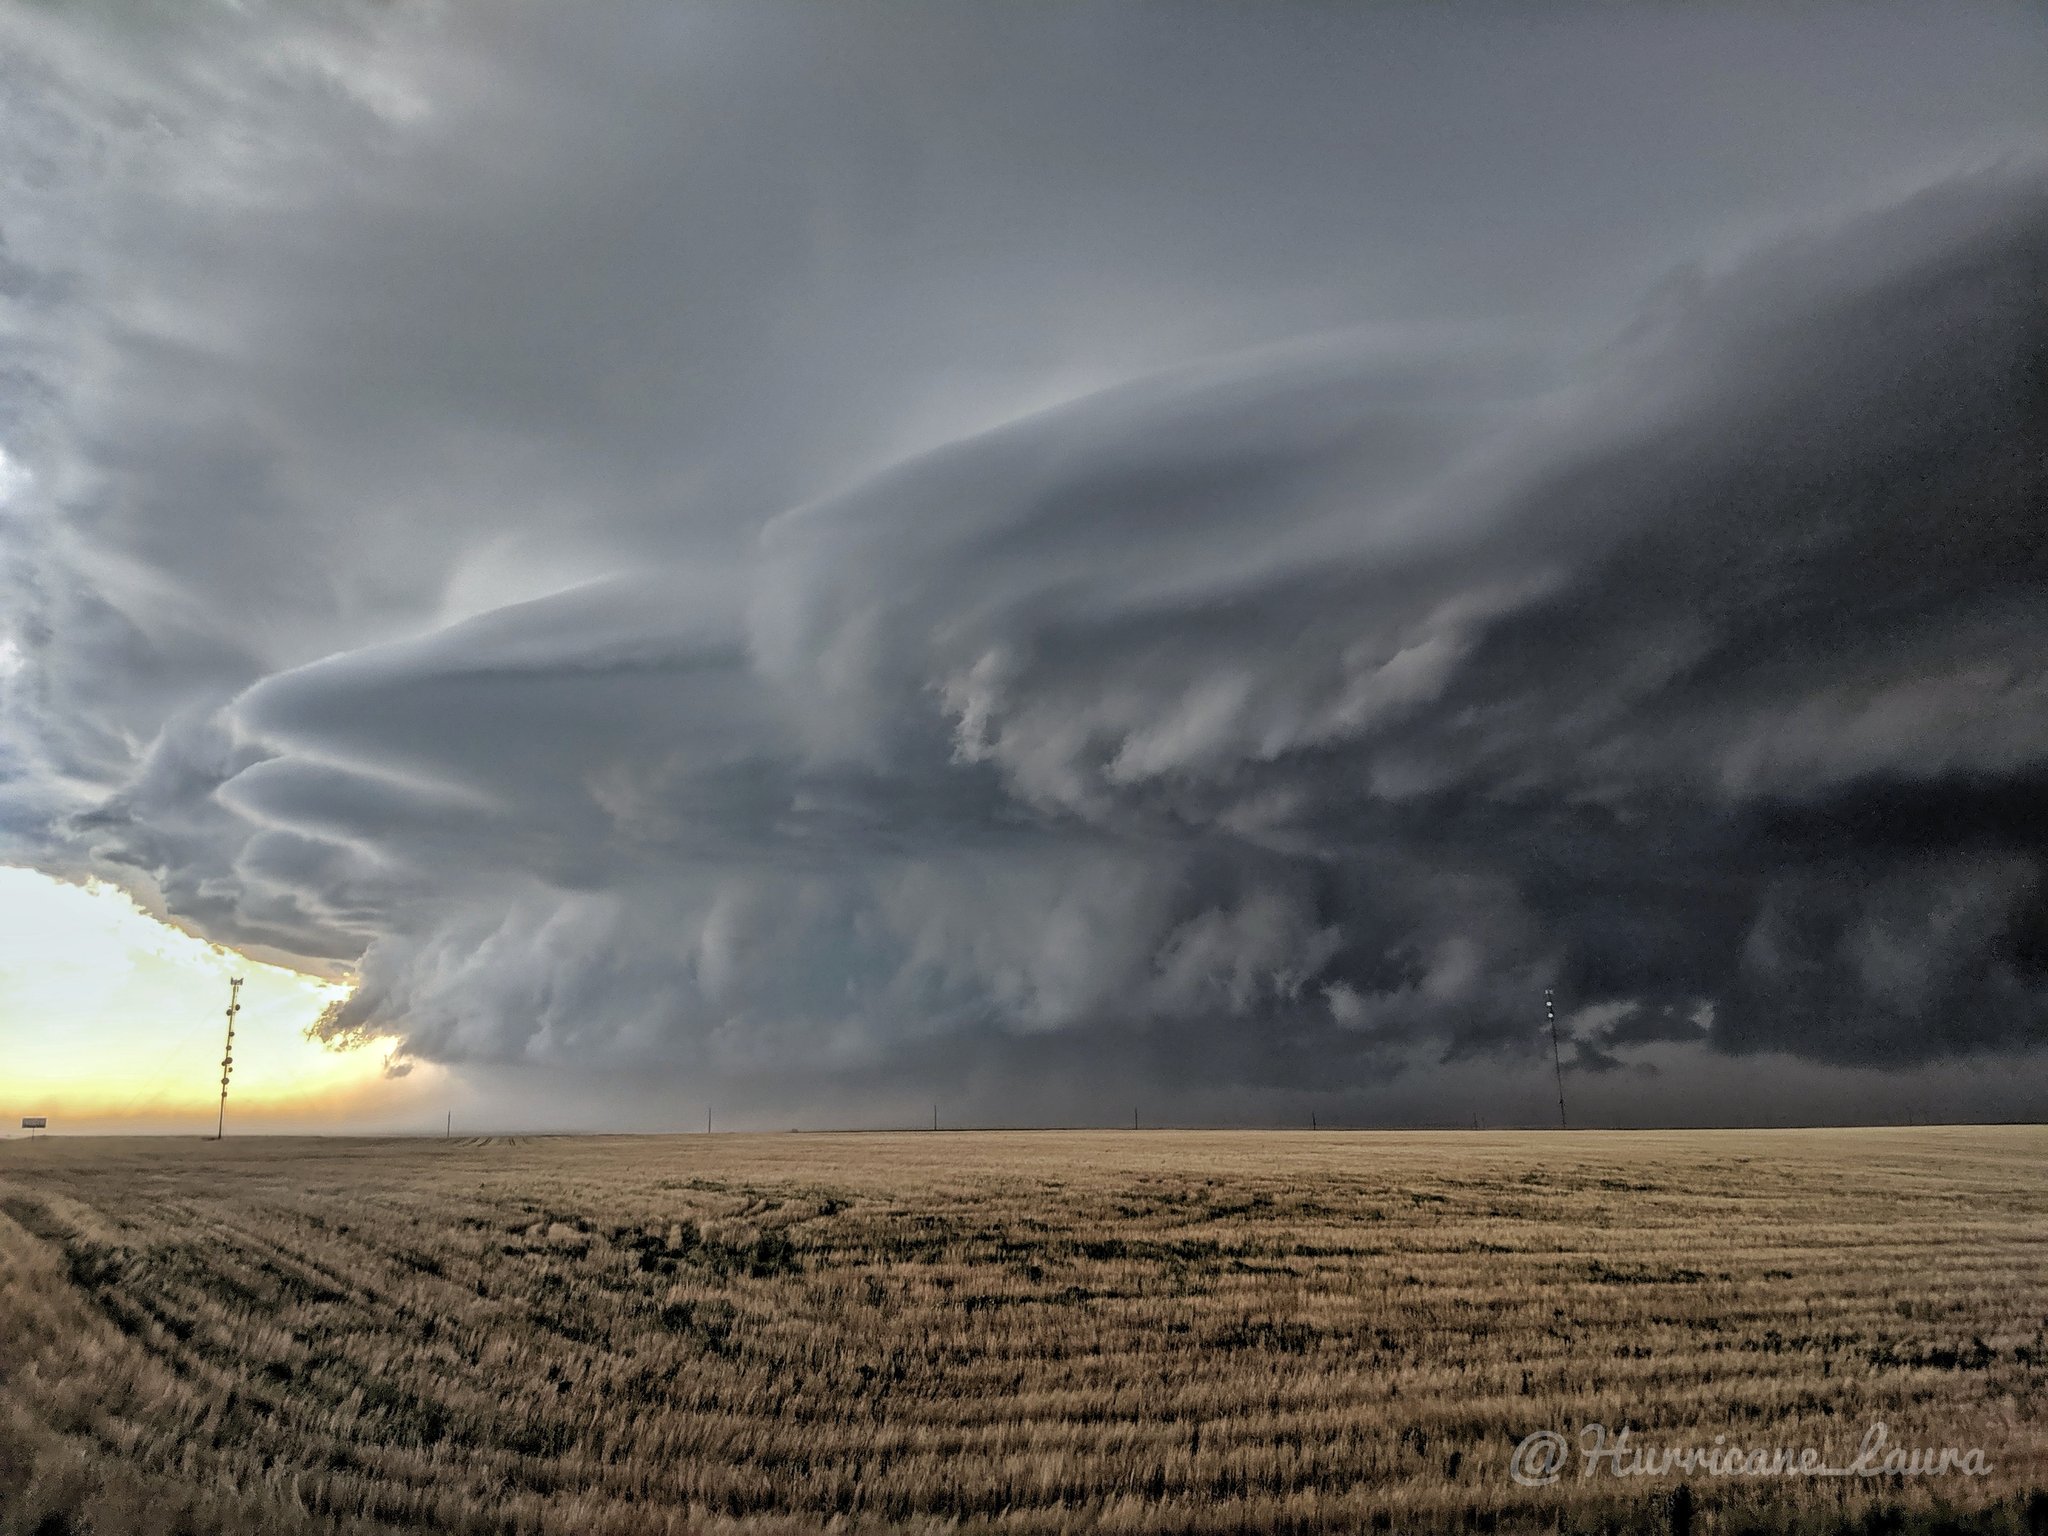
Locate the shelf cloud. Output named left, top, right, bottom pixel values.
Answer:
left=4, top=4, right=2045, bottom=1123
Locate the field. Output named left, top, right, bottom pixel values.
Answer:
left=2, top=1128, right=2044, bottom=1535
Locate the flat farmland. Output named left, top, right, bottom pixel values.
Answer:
left=1, top=1128, right=2043, bottom=1535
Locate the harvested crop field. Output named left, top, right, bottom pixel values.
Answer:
left=2, top=1128, right=2044, bottom=1535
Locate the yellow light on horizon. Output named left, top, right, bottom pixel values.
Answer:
left=0, top=866, right=436, bottom=1133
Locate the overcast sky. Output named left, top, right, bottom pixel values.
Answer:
left=3, top=2, right=2046, bottom=1130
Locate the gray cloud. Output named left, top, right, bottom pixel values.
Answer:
left=3, top=3, right=2046, bottom=1124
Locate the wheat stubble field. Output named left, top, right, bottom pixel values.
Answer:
left=1, top=1129, right=2043, bottom=1536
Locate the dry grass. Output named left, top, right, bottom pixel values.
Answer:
left=1, top=1127, right=2043, bottom=1535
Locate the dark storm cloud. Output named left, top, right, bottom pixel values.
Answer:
left=207, top=169, right=2048, bottom=1084
left=3, top=3, right=2046, bottom=1119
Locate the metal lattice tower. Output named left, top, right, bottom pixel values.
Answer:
left=215, top=977, right=243, bottom=1140
left=1546, top=987, right=1568, bottom=1130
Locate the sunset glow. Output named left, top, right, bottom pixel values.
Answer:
left=0, top=867, right=436, bottom=1134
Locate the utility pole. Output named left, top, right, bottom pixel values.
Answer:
left=215, top=978, right=243, bottom=1140
left=1547, top=987, right=1568, bottom=1130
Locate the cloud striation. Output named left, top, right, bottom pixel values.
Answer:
left=2, top=5, right=2045, bottom=1122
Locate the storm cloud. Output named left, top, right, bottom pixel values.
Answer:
left=3, top=4, right=2046, bottom=1125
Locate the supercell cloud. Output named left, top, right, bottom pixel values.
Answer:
left=2, top=4, right=2045, bottom=1124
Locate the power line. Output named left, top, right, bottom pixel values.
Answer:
left=1546, top=987, right=1568, bottom=1130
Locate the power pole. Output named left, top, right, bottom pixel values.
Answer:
left=215, top=978, right=243, bottom=1140
left=1547, top=987, right=1568, bottom=1130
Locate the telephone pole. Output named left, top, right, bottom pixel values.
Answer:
left=1546, top=987, right=1568, bottom=1130
left=215, top=978, right=243, bottom=1140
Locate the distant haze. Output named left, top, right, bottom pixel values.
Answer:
left=2, top=3, right=2046, bottom=1129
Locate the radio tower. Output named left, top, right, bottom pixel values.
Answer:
left=215, top=977, right=243, bottom=1140
left=1546, top=987, right=1568, bottom=1130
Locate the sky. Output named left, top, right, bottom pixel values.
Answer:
left=0, top=865, right=442, bottom=1132
left=1, top=2, right=2045, bottom=1133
